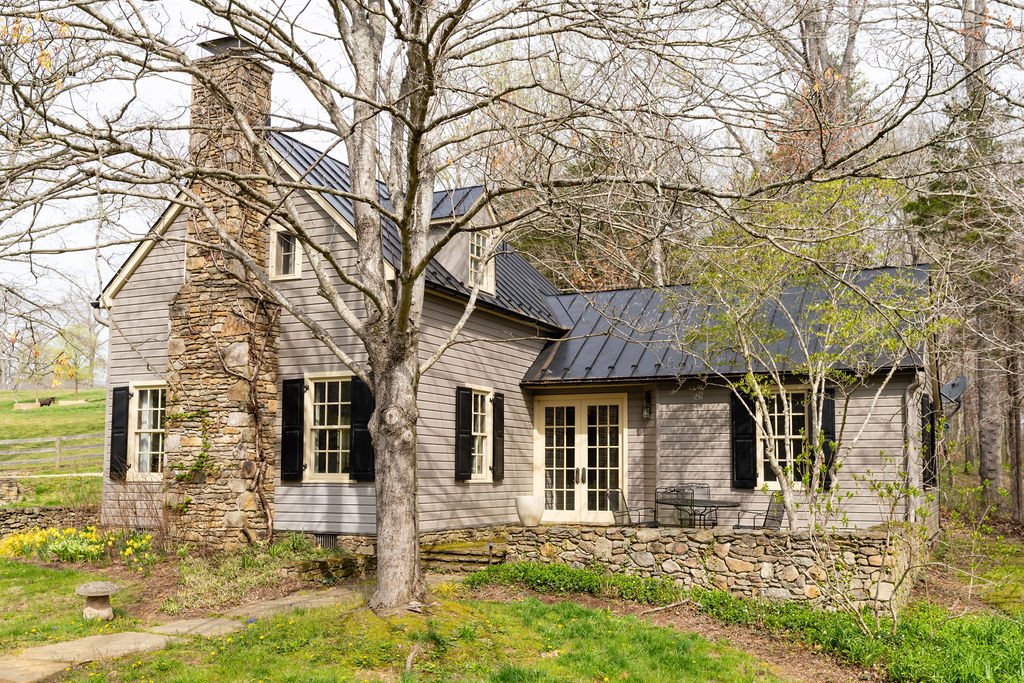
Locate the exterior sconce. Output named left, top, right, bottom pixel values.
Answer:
left=642, top=391, right=652, bottom=420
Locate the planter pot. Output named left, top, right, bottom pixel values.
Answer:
left=515, top=495, right=544, bottom=527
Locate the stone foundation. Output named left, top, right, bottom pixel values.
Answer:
left=508, top=525, right=917, bottom=609
left=0, top=506, right=100, bottom=537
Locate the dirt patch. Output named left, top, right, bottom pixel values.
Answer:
left=21, top=558, right=323, bottom=622
left=467, top=585, right=880, bottom=683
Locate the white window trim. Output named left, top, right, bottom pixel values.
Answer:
left=755, top=387, right=809, bottom=491
left=269, top=224, right=303, bottom=281
left=467, top=229, right=496, bottom=295
left=304, top=371, right=354, bottom=483
left=126, top=380, right=167, bottom=483
left=464, top=383, right=494, bottom=483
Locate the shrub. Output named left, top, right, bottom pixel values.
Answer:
left=464, top=561, right=682, bottom=605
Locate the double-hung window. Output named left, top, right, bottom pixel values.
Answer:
left=307, top=376, right=352, bottom=480
left=467, top=230, right=494, bottom=293
left=470, top=389, right=491, bottom=478
left=270, top=226, right=302, bottom=280
left=758, top=392, right=807, bottom=488
left=129, top=383, right=167, bottom=480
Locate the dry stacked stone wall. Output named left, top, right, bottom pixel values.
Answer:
left=508, top=525, right=916, bottom=609
left=0, top=507, right=99, bottom=537
left=163, top=49, right=279, bottom=549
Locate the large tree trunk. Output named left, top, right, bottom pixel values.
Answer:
left=1009, top=349, right=1023, bottom=522
left=977, top=345, right=1003, bottom=510
left=368, top=344, right=426, bottom=612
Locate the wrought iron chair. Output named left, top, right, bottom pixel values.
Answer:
left=734, top=491, right=786, bottom=530
left=604, top=488, right=656, bottom=527
left=655, top=485, right=696, bottom=527
left=681, top=482, right=717, bottom=528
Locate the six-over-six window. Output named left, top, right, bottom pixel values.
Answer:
left=308, top=377, right=352, bottom=479
left=470, top=389, right=491, bottom=478
left=758, top=392, right=807, bottom=487
left=130, top=383, right=166, bottom=479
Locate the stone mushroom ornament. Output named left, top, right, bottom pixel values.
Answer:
left=75, top=581, right=120, bottom=621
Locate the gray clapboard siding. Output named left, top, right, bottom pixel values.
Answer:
left=271, top=188, right=551, bottom=535
left=101, top=225, right=186, bottom=527
left=655, top=376, right=914, bottom=529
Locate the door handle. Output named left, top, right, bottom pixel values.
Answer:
left=581, top=468, right=587, bottom=485
left=575, top=467, right=580, bottom=485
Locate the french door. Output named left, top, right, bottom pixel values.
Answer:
left=535, top=396, right=627, bottom=524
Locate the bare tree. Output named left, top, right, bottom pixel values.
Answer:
left=4, top=0, right=1024, bottom=612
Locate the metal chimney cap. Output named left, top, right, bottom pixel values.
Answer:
left=198, top=35, right=260, bottom=57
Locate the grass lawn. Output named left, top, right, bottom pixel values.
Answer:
left=0, top=387, right=106, bottom=443
left=933, top=528, right=1024, bottom=613
left=0, top=558, right=144, bottom=654
left=65, top=598, right=780, bottom=682
left=3, top=475, right=102, bottom=508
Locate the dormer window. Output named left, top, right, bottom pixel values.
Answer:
left=468, top=230, right=495, bottom=293
left=270, top=226, right=302, bottom=280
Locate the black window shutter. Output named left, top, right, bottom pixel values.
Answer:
left=492, top=392, right=504, bottom=481
left=730, top=392, right=757, bottom=489
left=109, top=386, right=130, bottom=481
left=455, top=386, right=473, bottom=481
left=349, top=376, right=376, bottom=482
left=922, top=395, right=937, bottom=489
left=821, top=389, right=837, bottom=490
left=280, top=378, right=305, bottom=482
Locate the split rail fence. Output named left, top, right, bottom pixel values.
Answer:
left=0, top=433, right=104, bottom=470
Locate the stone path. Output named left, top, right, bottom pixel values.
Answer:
left=0, top=585, right=362, bottom=683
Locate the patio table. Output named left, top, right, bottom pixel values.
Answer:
left=654, top=489, right=741, bottom=527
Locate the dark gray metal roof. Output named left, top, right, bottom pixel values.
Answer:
left=522, top=267, right=928, bottom=385
left=269, top=133, right=562, bottom=328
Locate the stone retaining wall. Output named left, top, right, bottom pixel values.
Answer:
left=508, top=525, right=917, bottom=609
left=0, top=506, right=99, bottom=537
left=302, top=524, right=513, bottom=556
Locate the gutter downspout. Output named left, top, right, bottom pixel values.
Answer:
left=90, top=300, right=110, bottom=328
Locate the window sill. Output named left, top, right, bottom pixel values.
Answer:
left=270, top=273, right=302, bottom=282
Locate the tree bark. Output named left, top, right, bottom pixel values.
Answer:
left=1009, top=349, right=1023, bottom=522
left=977, top=344, right=1003, bottom=509
left=368, top=345, right=426, bottom=612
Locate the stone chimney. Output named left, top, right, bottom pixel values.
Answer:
left=163, top=38, right=279, bottom=547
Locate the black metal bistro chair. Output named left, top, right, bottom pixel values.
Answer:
left=734, top=491, right=786, bottom=530
left=675, top=482, right=719, bottom=528
left=604, top=488, right=656, bottom=527
left=655, top=485, right=696, bottom=527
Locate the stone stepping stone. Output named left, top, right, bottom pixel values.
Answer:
left=0, top=656, right=73, bottom=683
left=146, top=618, right=243, bottom=638
left=220, top=586, right=360, bottom=620
left=18, top=631, right=181, bottom=666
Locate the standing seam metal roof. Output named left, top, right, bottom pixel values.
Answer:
left=269, top=133, right=562, bottom=329
left=522, top=267, right=928, bottom=384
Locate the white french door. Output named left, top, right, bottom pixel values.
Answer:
left=534, top=395, right=627, bottom=524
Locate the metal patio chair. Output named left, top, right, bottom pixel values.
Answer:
left=604, top=488, right=656, bottom=527
left=734, top=491, right=785, bottom=530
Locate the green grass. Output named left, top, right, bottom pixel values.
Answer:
left=65, top=598, right=779, bottom=682
left=0, top=387, right=106, bottom=443
left=0, top=558, right=143, bottom=654
left=934, top=530, right=1024, bottom=614
left=470, top=562, right=1024, bottom=683
left=3, top=475, right=101, bottom=508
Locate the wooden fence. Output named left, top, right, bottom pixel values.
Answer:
left=0, top=433, right=104, bottom=469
